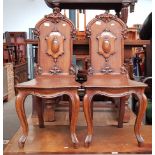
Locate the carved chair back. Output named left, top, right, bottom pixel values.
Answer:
left=86, top=13, right=127, bottom=75
left=34, top=7, right=76, bottom=75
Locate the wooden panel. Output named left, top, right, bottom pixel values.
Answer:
left=125, top=40, right=150, bottom=46
left=35, top=8, right=75, bottom=75
left=38, top=21, right=72, bottom=74
left=14, top=63, right=28, bottom=94
left=87, top=13, right=127, bottom=74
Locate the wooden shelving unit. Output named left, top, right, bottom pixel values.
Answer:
left=3, top=32, right=28, bottom=95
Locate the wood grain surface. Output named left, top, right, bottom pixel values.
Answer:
left=4, top=117, right=152, bottom=154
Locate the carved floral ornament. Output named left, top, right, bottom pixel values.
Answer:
left=34, top=7, right=76, bottom=38
left=44, top=7, right=76, bottom=38
left=44, top=7, right=65, bottom=24
left=96, top=13, right=117, bottom=23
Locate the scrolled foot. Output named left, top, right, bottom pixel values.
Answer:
left=71, top=133, right=79, bottom=149
left=18, top=135, right=27, bottom=148
left=138, top=141, right=144, bottom=147
left=136, top=135, right=144, bottom=147
left=84, top=135, right=92, bottom=148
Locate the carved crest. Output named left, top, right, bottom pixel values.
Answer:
left=97, top=29, right=117, bottom=59
left=46, top=31, right=65, bottom=59
left=86, top=13, right=127, bottom=38
left=44, top=7, right=64, bottom=24
left=96, top=13, right=117, bottom=23
left=36, top=7, right=76, bottom=39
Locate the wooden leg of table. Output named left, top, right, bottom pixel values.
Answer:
left=134, top=93, right=147, bottom=147
left=70, top=93, right=80, bottom=148
left=15, top=92, right=29, bottom=148
left=83, top=94, right=93, bottom=147
left=36, top=96, right=44, bottom=128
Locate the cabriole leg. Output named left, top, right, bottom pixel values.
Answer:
left=16, top=91, right=29, bottom=148
left=134, top=93, right=147, bottom=147
left=70, top=93, right=80, bottom=148
left=83, top=94, right=93, bottom=147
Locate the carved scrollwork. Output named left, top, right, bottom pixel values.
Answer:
left=44, top=7, right=65, bottom=24
left=34, top=64, right=43, bottom=76
left=96, top=13, right=117, bottom=23
left=86, top=28, right=91, bottom=38
left=121, top=28, right=128, bottom=39
left=45, top=30, right=65, bottom=74
left=101, top=66, right=113, bottom=74
left=120, top=64, right=128, bottom=75
left=35, top=7, right=76, bottom=40
left=86, top=13, right=127, bottom=39
left=71, top=28, right=77, bottom=39
left=46, top=31, right=65, bottom=59
left=97, top=29, right=117, bottom=59
left=88, top=66, right=94, bottom=75
left=49, top=65, right=62, bottom=74
left=33, top=28, right=40, bottom=38
left=69, top=65, right=76, bottom=75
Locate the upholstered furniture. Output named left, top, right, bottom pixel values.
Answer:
left=83, top=13, right=147, bottom=147
left=15, top=7, right=80, bottom=148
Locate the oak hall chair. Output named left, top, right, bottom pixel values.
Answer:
left=15, top=7, right=80, bottom=148
left=83, top=13, right=147, bottom=147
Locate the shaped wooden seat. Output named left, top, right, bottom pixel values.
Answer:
left=83, top=13, right=147, bottom=147
left=17, top=74, right=79, bottom=89
left=15, top=7, right=80, bottom=148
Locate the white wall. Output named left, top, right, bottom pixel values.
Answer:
left=3, top=0, right=52, bottom=33
left=127, top=0, right=152, bottom=26
left=3, top=0, right=152, bottom=33
left=83, top=0, right=152, bottom=29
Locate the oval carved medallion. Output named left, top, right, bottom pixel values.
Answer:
left=97, top=29, right=116, bottom=59
left=46, top=31, right=65, bottom=59
left=51, top=37, right=59, bottom=53
left=102, top=39, right=111, bottom=53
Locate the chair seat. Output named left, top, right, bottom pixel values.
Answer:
left=16, top=74, right=80, bottom=89
left=83, top=74, right=147, bottom=88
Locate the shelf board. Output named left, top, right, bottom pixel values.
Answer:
left=26, top=39, right=150, bottom=47
left=124, top=39, right=150, bottom=46
left=26, top=39, right=38, bottom=45
left=73, top=39, right=89, bottom=45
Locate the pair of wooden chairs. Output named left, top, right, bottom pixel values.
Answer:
left=15, top=8, right=147, bottom=148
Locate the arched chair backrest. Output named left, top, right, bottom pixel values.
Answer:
left=34, top=7, right=76, bottom=75
left=86, top=13, right=127, bottom=75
